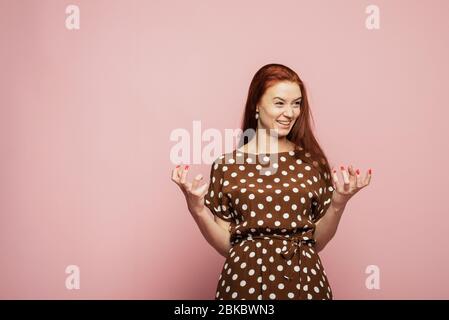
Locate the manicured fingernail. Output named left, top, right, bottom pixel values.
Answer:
left=340, top=166, right=345, bottom=170
left=333, top=169, right=336, bottom=173
left=176, top=165, right=180, bottom=168
left=368, top=168, right=372, bottom=174
left=185, top=165, right=189, bottom=170
left=356, top=169, right=360, bottom=175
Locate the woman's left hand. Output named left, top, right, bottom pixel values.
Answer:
left=330, top=165, right=372, bottom=209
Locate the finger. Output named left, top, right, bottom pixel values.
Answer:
left=341, top=165, right=350, bottom=191
left=331, top=167, right=340, bottom=191
left=180, top=165, right=190, bottom=185
left=177, top=165, right=185, bottom=180
left=355, top=168, right=363, bottom=188
left=364, top=168, right=372, bottom=185
left=199, top=181, right=210, bottom=197
left=348, top=165, right=357, bottom=184
left=171, top=165, right=181, bottom=182
left=191, top=173, right=203, bottom=191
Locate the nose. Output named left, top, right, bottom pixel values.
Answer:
left=283, top=106, right=294, bottom=118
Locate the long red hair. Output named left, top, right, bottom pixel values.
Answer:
left=238, top=63, right=332, bottom=182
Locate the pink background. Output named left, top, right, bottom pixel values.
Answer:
left=1, top=0, right=448, bottom=299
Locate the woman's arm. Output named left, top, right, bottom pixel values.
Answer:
left=190, top=207, right=232, bottom=258
left=313, top=202, right=346, bottom=253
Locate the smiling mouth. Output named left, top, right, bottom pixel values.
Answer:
left=276, top=120, right=291, bottom=127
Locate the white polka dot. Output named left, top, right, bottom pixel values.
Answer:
left=258, top=203, right=264, bottom=209
left=248, top=269, right=255, bottom=276
left=275, top=205, right=281, bottom=211
left=249, top=287, right=255, bottom=294
left=232, top=292, right=238, bottom=298
left=294, top=266, right=300, bottom=272
left=249, top=193, right=255, bottom=200
left=278, top=283, right=285, bottom=290
left=288, top=292, right=295, bottom=298
left=266, top=196, right=272, bottom=202
left=283, top=213, right=289, bottom=219
left=232, top=274, right=238, bottom=280
left=283, top=195, right=290, bottom=201
left=240, top=262, right=247, bottom=269
left=314, top=286, right=320, bottom=293
left=274, top=221, right=281, bottom=226
left=307, top=293, right=313, bottom=299
left=257, top=220, right=264, bottom=226
left=277, top=265, right=283, bottom=271
left=269, top=274, right=276, bottom=281
left=269, top=293, right=276, bottom=299
left=240, top=280, right=246, bottom=287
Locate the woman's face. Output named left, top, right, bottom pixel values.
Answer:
left=256, top=81, right=302, bottom=138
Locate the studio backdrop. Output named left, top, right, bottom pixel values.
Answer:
left=0, top=0, right=448, bottom=299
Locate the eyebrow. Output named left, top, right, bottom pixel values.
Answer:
left=273, top=96, right=302, bottom=101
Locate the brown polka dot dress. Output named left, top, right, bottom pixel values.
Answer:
left=204, top=145, right=334, bottom=300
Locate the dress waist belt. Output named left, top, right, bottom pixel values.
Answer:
left=233, top=229, right=316, bottom=281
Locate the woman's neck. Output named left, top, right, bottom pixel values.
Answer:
left=240, top=130, right=295, bottom=154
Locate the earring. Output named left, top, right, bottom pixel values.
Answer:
left=255, top=112, right=259, bottom=119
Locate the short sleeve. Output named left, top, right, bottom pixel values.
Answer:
left=204, top=159, right=234, bottom=222
left=311, top=160, right=334, bottom=223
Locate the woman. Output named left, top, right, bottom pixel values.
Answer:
left=171, top=63, right=372, bottom=300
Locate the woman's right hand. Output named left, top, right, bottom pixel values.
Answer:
left=171, top=165, right=210, bottom=215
